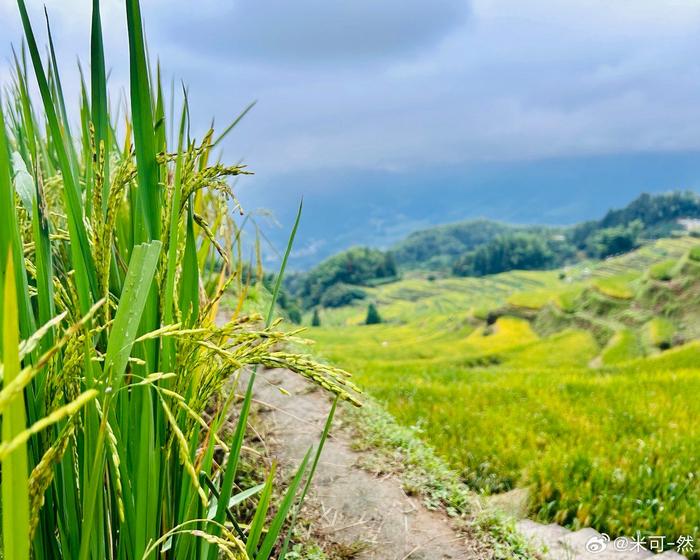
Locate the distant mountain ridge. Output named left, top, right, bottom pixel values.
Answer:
left=393, top=191, right=700, bottom=272
left=241, top=152, right=700, bottom=269
left=283, top=191, right=700, bottom=313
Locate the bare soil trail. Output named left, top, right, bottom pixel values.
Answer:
left=253, top=368, right=488, bottom=560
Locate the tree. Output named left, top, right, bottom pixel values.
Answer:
left=365, top=303, right=382, bottom=325
left=586, top=220, right=643, bottom=259
left=382, top=252, right=398, bottom=277
left=311, top=308, right=321, bottom=327
left=319, top=283, right=366, bottom=308
left=453, top=232, right=559, bottom=277
left=391, top=219, right=517, bottom=270
left=292, top=247, right=397, bottom=307
left=287, top=306, right=302, bottom=324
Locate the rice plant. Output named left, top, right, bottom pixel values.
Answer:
left=0, top=1, right=359, bottom=558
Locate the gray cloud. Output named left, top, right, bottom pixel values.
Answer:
left=2, top=0, right=700, bottom=186
left=150, top=0, right=470, bottom=65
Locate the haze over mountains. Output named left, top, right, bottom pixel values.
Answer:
left=241, top=152, right=700, bottom=269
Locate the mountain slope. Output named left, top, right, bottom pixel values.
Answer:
left=304, top=236, right=700, bottom=553
left=242, top=152, right=700, bottom=269
left=286, top=191, right=700, bottom=312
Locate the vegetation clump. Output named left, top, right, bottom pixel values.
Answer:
left=689, top=245, right=700, bottom=262
left=644, top=317, right=676, bottom=349
left=320, top=282, right=367, bottom=308
left=452, top=232, right=566, bottom=277
left=593, top=273, right=637, bottom=299
left=0, top=2, right=359, bottom=558
left=583, top=220, right=642, bottom=258
left=287, top=247, right=396, bottom=308
left=600, top=329, right=644, bottom=364
left=365, top=303, right=382, bottom=325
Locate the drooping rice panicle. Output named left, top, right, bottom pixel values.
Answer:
left=0, top=2, right=359, bottom=559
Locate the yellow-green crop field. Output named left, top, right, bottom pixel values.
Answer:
left=307, top=237, right=700, bottom=549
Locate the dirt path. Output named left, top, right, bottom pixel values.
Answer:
left=253, top=368, right=485, bottom=560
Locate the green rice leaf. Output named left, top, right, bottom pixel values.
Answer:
left=90, top=0, right=109, bottom=215
left=16, top=0, right=98, bottom=314
left=255, top=448, right=312, bottom=560
left=266, top=200, right=303, bottom=327
left=211, top=100, right=256, bottom=148
left=11, top=151, right=34, bottom=212
left=0, top=97, right=35, bottom=344
left=245, top=463, right=276, bottom=557
left=125, top=0, right=160, bottom=240
left=207, top=200, right=303, bottom=559
left=104, top=241, right=162, bottom=383
left=179, top=200, right=199, bottom=326
left=1, top=250, right=31, bottom=560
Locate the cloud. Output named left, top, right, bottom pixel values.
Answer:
left=149, top=0, right=470, bottom=66
left=2, top=0, right=700, bottom=190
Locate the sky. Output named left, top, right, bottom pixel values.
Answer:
left=2, top=1, right=700, bottom=265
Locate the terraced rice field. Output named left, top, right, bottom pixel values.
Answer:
left=308, top=237, right=700, bottom=555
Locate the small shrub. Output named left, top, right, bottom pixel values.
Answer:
left=288, top=307, right=303, bottom=324
left=312, top=308, right=322, bottom=326
left=365, top=303, right=382, bottom=325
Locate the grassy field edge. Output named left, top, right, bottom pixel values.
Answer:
left=340, top=397, right=537, bottom=560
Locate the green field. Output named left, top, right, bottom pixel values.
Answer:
left=307, top=237, right=700, bottom=550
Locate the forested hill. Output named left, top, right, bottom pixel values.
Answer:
left=283, top=191, right=700, bottom=311
left=391, top=220, right=559, bottom=271
left=397, top=191, right=700, bottom=272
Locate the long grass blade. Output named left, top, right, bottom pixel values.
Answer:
left=1, top=250, right=31, bottom=560
left=16, top=0, right=98, bottom=314
left=207, top=200, right=303, bottom=558
left=179, top=200, right=199, bottom=326
left=79, top=241, right=161, bottom=560
left=245, top=463, right=276, bottom=557
left=125, top=0, right=159, bottom=240
left=211, top=100, right=256, bottom=148
left=0, top=97, right=35, bottom=342
left=104, top=240, right=162, bottom=383
left=266, top=199, right=303, bottom=327
left=90, top=0, right=109, bottom=215
left=255, top=448, right=312, bottom=560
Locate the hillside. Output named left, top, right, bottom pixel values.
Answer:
left=305, top=236, right=697, bottom=327
left=502, top=241, right=700, bottom=358
left=304, top=236, right=700, bottom=556
left=286, top=191, right=700, bottom=311
left=396, top=190, right=700, bottom=272
left=247, top=155, right=700, bottom=270
left=390, top=220, right=552, bottom=270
